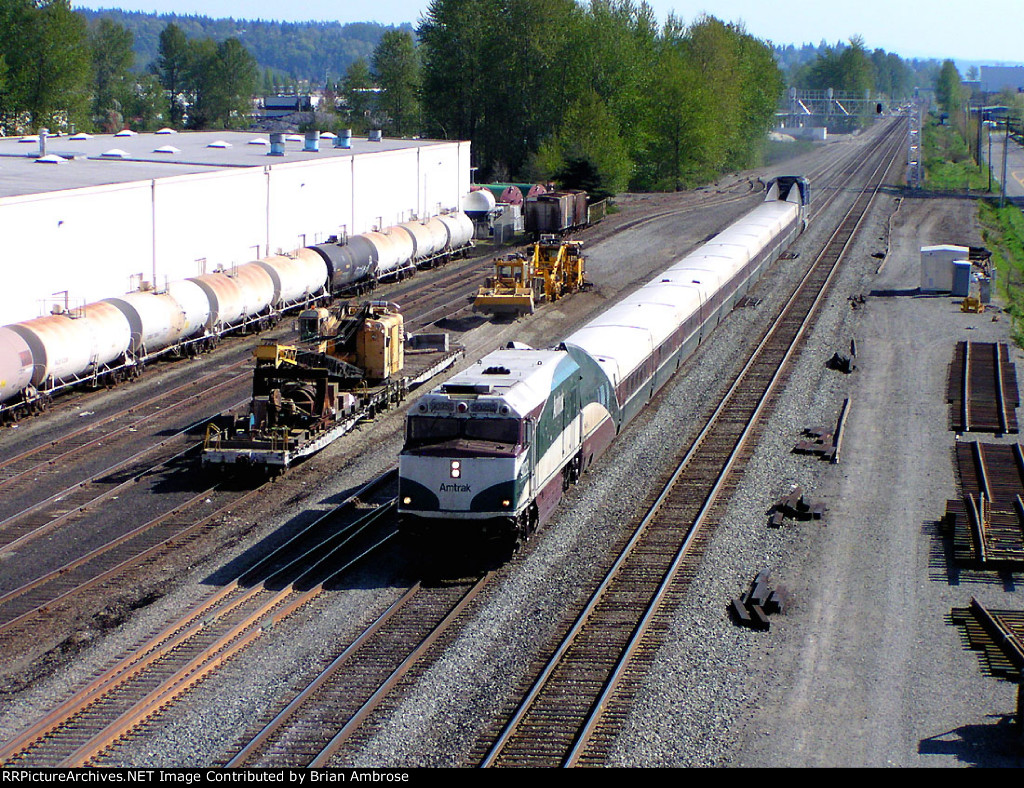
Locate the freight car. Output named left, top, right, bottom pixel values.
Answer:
left=397, top=176, right=810, bottom=550
left=524, top=190, right=590, bottom=238
left=0, top=211, right=474, bottom=423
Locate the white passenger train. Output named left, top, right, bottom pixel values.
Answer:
left=398, top=177, right=810, bottom=548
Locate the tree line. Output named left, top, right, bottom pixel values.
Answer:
left=412, top=0, right=785, bottom=195
left=0, top=0, right=258, bottom=133
left=1, top=0, right=956, bottom=199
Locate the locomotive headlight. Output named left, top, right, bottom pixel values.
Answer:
left=502, top=500, right=511, bottom=508
left=450, top=460, right=461, bottom=478
left=402, top=496, right=412, bottom=505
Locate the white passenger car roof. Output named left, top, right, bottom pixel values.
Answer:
left=425, top=348, right=571, bottom=417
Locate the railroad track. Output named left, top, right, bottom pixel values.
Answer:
left=948, top=341, right=1020, bottom=435
left=222, top=574, right=488, bottom=768
left=0, top=125, right=897, bottom=765
left=951, top=598, right=1024, bottom=680
left=0, top=472, right=399, bottom=767
left=466, top=118, right=906, bottom=767
left=198, top=120, right=907, bottom=770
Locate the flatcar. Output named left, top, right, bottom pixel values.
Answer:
left=397, top=176, right=810, bottom=549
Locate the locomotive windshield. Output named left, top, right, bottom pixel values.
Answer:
left=406, top=416, right=522, bottom=447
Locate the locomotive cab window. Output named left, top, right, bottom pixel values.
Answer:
left=406, top=416, right=523, bottom=447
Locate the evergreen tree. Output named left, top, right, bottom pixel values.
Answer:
left=341, top=57, right=373, bottom=131
left=530, top=90, right=632, bottom=200
left=0, top=0, right=91, bottom=132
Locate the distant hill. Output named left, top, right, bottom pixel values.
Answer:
left=76, top=8, right=414, bottom=84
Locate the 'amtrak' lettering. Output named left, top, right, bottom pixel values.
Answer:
left=438, top=483, right=471, bottom=493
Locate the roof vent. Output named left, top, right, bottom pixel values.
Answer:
left=248, top=137, right=270, bottom=145
left=34, top=154, right=64, bottom=164
left=155, top=127, right=177, bottom=134
left=153, top=145, right=180, bottom=154
left=208, top=140, right=232, bottom=148
left=482, top=366, right=511, bottom=375
left=101, top=149, right=129, bottom=158
left=114, top=129, right=136, bottom=137
left=69, top=132, right=93, bottom=140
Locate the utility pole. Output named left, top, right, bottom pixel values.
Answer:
left=1001, top=118, right=1010, bottom=209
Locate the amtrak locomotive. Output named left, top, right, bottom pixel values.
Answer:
left=397, top=176, right=810, bottom=548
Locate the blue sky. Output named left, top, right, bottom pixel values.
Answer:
left=74, top=1, right=1021, bottom=64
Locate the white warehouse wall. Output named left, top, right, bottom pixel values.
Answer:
left=0, top=139, right=471, bottom=326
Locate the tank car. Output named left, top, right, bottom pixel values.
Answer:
left=399, top=176, right=810, bottom=549
left=0, top=206, right=475, bottom=420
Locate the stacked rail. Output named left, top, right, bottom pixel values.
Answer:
left=946, top=441, right=1024, bottom=567
left=948, top=341, right=1019, bottom=434
left=950, top=598, right=1024, bottom=730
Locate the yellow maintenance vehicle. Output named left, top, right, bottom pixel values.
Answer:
left=473, top=236, right=588, bottom=317
left=202, top=301, right=407, bottom=471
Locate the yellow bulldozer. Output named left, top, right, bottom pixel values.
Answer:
left=473, top=237, right=588, bottom=318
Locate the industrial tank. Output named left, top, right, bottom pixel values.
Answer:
left=189, top=272, right=247, bottom=329
left=423, top=216, right=451, bottom=253
left=363, top=231, right=403, bottom=276
left=395, top=221, right=440, bottom=262
left=104, top=291, right=188, bottom=355
left=0, top=327, right=35, bottom=402
left=166, top=279, right=213, bottom=338
left=437, top=212, right=473, bottom=250
left=308, top=237, right=376, bottom=291
left=9, top=303, right=131, bottom=387
left=255, top=249, right=329, bottom=307
left=232, top=262, right=277, bottom=318
left=383, top=227, right=415, bottom=271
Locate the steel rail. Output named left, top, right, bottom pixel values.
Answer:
left=479, top=117, right=904, bottom=768
left=0, top=474, right=398, bottom=766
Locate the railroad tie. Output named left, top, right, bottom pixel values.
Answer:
left=730, top=570, right=790, bottom=631
left=768, top=487, right=826, bottom=527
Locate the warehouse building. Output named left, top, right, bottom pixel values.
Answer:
left=0, top=130, right=471, bottom=326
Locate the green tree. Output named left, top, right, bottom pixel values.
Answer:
left=419, top=0, right=490, bottom=144
left=208, top=38, right=258, bottom=128
left=371, top=30, right=419, bottom=136
left=90, top=18, right=135, bottom=130
left=341, top=57, right=374, bottom=131
left=152, top=23, right=189, bottom=127
left=123, top=72, right=165, bottom=131
left=0, top=0, right=91, bottom=132
left=935, top=59, right=963, bottom=118
left=531, top=90, right=632, bottom=199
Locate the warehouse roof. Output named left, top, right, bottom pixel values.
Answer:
left=0, top=130, right=449, bottom=200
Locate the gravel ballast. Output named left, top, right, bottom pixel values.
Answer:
left=2, top=124, right=1020, bottom=768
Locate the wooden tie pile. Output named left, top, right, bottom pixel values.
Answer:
left=768, top=485, right=826, bottom=527
left=730, top=570, right=789, bottom=631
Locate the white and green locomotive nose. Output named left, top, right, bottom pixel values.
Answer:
left=398, top=454, right=521, bottom=518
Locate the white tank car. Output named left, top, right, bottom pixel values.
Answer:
left=0, top=327, right=35, bottom=402
left=395, top=220, right=440, bottom=262
left=8, top=303, right=131, bottom=388
left=254, top=249, right=328, bottom=307
left=166, top=279, right=213, bottom=339
left=232, top=262, right=277, bottom=319
left=103, top=291, right=188, bottom=355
